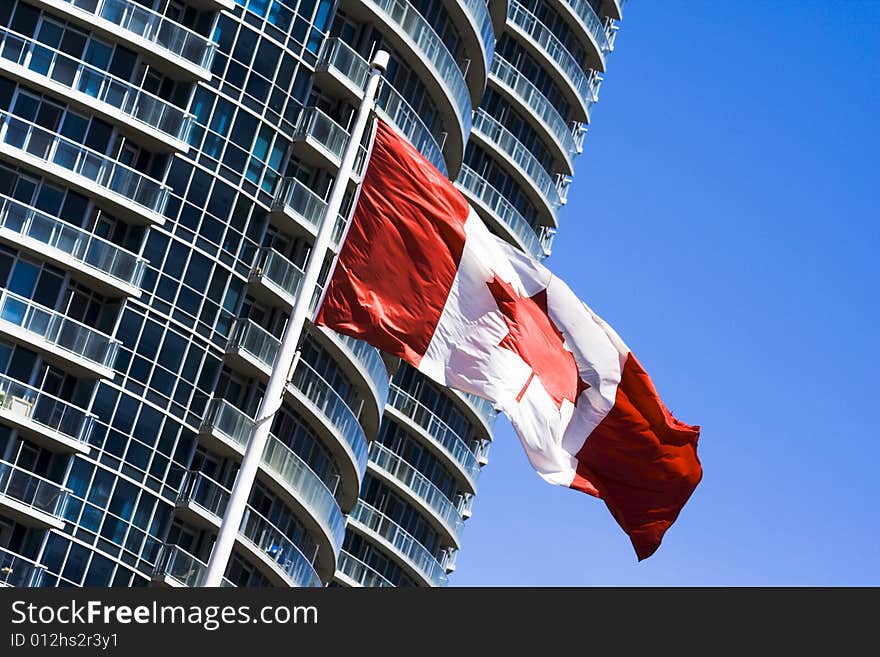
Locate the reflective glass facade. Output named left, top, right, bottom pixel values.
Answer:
left=0, top=0, right=622, bottom=588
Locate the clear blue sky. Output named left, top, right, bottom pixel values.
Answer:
left=452, top=1, right=879, bottom=586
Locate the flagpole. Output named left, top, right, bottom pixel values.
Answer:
left=201, top=49, right=389, bottom=588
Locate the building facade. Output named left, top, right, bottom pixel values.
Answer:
left=0, top=0, right=623, bottom=588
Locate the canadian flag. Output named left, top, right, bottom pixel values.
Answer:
left=317, top=120, right=701, bottom=560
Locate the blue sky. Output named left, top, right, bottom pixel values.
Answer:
left=452, top=1, right=879, bottom=585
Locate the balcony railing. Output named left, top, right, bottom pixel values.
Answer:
left=294, top=107, right=349, bottom=163
left=0, top=288, right=119, bottom=371
left=490, top=55, right=579, bottom=158
left=178, top=471, right=322, bottom=587
left=249, top=248, right=305, bottom=306
left=456, top=164, right=551, bottom=260
left=330, top=331, right=390, bottom=409
left=369, top=441, right=463, bottom=539
left=152, top=544, right=234, bottom=587
left=461, top=0, right=496, bottom=68
left=362, top=0, right=471, bottom=136
left=0, top=111, right=170, bottom=218
left=0, top=546, right=47, bottom=587
left=55, top=0, right=216, bottom=71
left=316, top=38, right=448, bottom=176
left=0, top=195, right=146, bottom=291
left=0, top=373, right=93, bottom=446
left=289, top=361, right=369, bottom=478
left=0, top=27, right=193, bottom=142
left=560, top=0, right=614, bottom=58
left=348, top=500, right=447, bottom=587
left=456, top=390, right=499, bottom=432
left=471, top=109, right=562, bottom=211
left=271, top=177, right=328, bottom=232
left=200, top=399, right=345, bottom=554
left=508, top=1, right=597, bottom=109
left=335, top=549, right=393, bottom=587
left=387, top=384, right=481, bottom=485
left=226, top=319, right=279, bottom=372
left=0, top=460, right=70, bottom=520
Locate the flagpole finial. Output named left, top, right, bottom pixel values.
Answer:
left=371, top=50, right=390, bottom=72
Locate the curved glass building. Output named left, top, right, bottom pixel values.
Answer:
left=0, top=0, right=623, bottom=589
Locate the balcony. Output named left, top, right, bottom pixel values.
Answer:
left=0, top=111, right=170, bottom=225
left=248, top=248, right=305, bottom=309
left=269, top=176, right=328, bottom=239
left=0, top=27, right=194, bottom=151
left=321, top=329, right=390, bottom=413
left=292, top=107, right=349, bottom=169
left=343, top=0, right=471, bottom=169
left=470, top=109, right=563, bottom=222
left=0, top=546, right=47, bottom=587
left=346, top=500, right=447, bottom=587
left=151, top=544, right=235, bottom=588
left=386, top=383, right=481, bottom=492
left=489, top=55, right=579, bottom=170
left=224, top=319, right=278, bottom=379
left=0, top=373, right=94, bottom=453
left=455, top=164, right=553, bottom=260
left=198, top=399, right=346, bottom=563
left=334, top=549, right=393, bottom=588
left=176, top=471, right=323, bottom=587
left=315, top=38, right=449, bottom=176
left=507, top=0, right=598, bottom=121
left=368, top=441, right=464, bottom=546
left=0, top=196, right=146, bottom=297
left=455, top=390, right=498, bottom=434
left=554, top=0, right=613, bottom=71
left=31, top=0, right=217, bottom=80
left=287, top=361, right=369, bottom=508
left=0, top=288, right=119, bottom=377
left=0, top=460, right=70, bottom=529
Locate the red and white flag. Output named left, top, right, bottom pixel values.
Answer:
left=317, top=120, right=702, bottom=560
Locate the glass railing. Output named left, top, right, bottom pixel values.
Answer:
left=335, top=549, right=393, bottom=587
left=0, top=546, right=47, bottom=587
left=490, top=55, right=578, bottom=158
left=200, top=399, right=345, bottom=554
left=250, top=248, right=305, bottom=306
left=471, top=109, right=561, bottom=210
left=560, top=0, right=613, bottom=58
left=369, top=441, right=463, bottom=537
left=387, top=384, right=480, bottom=484
left=0, top=195, right=146, bottom=290
left=364, top=0, right=471, bottom=136
left=455, top=164, right=550, bottom=260
left=200, top=397, right=251, bottom=449
left=289, top=361, right=369, bottom=478
left=262, top=434, right=345, bottom=554
left=0, top=460, right=69, bottom=519
left=348, top=500, right=447, bottom=586
left=226, top=319, right=279, bottom=372
left=0, top=373, right=93, bottom=444
left=330, top=332, right=390, bottom=409
left=56, top=0, right=216, bottom=70
left=0, top=288, right=119, bottom=370
left=455, top=388, right=499, bottom=431
left=271, top=177, right=327, bottom=231
left=461, top=0, right=495, bottom=69
left=178, top=471, right=322, bottom=587
left=508, top=1, right=596, bottom=108
left=316, top=38, right=447, bottom=176
left=295, top=107, right=349, bottom=163
left=152, top=544, right=236, bottom=587
left=0, top=27, right=193, bottom=141
left=0, top=111, right=170, bottom=217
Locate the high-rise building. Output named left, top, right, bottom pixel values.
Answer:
left=0, top=0, right=622, bottom=589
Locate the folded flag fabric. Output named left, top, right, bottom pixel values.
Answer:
left=317, top=120, right=702, bottom=560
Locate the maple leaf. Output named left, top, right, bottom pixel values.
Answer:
left=487, top=274, right=589, bottom=410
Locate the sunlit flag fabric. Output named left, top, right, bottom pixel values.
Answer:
left=317, top=120, right=702, bottom=560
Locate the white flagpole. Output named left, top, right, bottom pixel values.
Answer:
left=201, top=49, right=390, bottom=587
